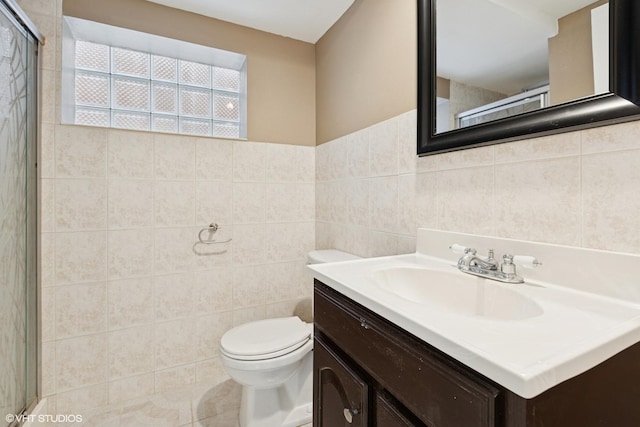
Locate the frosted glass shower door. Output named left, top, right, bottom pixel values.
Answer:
left=0, top=0, right=38, bottom=424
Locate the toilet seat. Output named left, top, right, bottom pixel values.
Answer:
left=221, top=317, right=312, bottom=361
left=222, top=339, right=309, bottom=361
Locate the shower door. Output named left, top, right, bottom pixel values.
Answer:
left=0, top=0, right=39, bottom=425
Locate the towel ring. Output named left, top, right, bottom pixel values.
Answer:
left=198, top=223, right=232, bottom=245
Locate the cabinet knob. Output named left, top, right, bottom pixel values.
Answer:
left=343, top=408, right=358, bottom=423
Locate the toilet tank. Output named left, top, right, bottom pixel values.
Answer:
left=307, top=249, right=361, bottom=264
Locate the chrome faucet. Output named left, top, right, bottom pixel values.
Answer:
left=450, top=244, right=541, bottom=284
left=457, top=248, right=498, bottom=271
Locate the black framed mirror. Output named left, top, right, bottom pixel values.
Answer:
left=418, top=0, right=640, bottom=155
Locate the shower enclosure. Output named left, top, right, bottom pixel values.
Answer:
left=0, top=0, right=40, bottom=425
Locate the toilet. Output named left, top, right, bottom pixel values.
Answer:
left=219, top=249, right=361, bottom=427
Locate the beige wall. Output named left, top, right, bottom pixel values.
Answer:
left=316, top=0, right=417, bottom=144
left=548, top=0, right=607, bottom=105
left=437, top=77, right=450, bottom=99
left=448, top=80, right=506, bottom=129
left=64, top=0, right=316, bottom=146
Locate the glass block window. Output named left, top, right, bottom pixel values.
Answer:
left=71, top=40, right=244, bottom=138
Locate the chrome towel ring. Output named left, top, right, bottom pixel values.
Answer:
left=198, top=223, right=232, bottom=245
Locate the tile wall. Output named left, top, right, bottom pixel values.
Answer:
left=19, top=0, right=315, bottom=422
left=40, top=127, right=315, bottom=414
left=316, top=109, right=640, bottom=257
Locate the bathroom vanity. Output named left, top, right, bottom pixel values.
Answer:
left=314, top=281, right=640, bottom=426
left=309, top=229, right=640, bottom=427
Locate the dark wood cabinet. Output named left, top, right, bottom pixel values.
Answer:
left=313, top=280, right=640, bottom=427
left=375, top=392, right=425, bottom=427
left=314, top=337, right=368, bottom=426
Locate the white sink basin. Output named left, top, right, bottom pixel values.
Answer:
left=308, top=228, right=640, bottom=399
left=372, top=266, right=543, bottom=321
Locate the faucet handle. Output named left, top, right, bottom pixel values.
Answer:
left=449, top=244, right=467, bottom=254
left=501, top=254, right=517, bottom=277
left=513, top=255, right=542, bottom=269
left=450, top=244, right=476, bottom=255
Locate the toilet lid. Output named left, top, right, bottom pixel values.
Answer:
left=220, top=317, right=311, bottom=358
left=308, top=249, right=361, bottom=264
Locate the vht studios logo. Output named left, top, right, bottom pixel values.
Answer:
left=6, top=413, right=83, bottom=424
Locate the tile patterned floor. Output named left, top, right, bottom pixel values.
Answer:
left=36, top=380, right=312, bottom=427
left=38, top=381, right=240, bottom=427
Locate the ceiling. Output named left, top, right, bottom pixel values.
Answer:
left=145, top=0, right=355, bottom=44
left=437, top=0, right=600, bottom=95
left=145, top=0, right=600, bottom=94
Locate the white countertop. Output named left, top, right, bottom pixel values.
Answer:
left=308, top=229, right=640, bottom=398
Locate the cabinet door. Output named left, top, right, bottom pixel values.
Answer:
left=376, top=392, right=428, bottom=427
left=314, top=337, right=369, bottom=427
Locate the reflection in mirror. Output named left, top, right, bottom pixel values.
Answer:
left=435, top=0, right=609, bottom=134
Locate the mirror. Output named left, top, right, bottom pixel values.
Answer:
left=418, top=0, right=640, bottom=155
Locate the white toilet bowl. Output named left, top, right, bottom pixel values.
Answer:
left=219, top=249, right=361, bottom=427
left=220, top=317, right=314, bottom=427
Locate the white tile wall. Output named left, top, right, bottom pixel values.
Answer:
left=30, top=1, right=316, bottom=408
left=108, top=277, right=154, bottom=330
left=55, top=282, right=107, bottom=339
left=316, top=110, right=640, bottom=258
left=41, top=125, right=315, bottom=414
left=582, top=147, right=640, bottom=252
